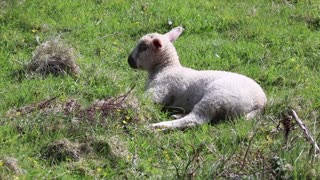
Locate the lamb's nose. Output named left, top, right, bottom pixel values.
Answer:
left=128, top=54, right=137, bottom=69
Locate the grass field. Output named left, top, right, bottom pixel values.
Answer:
left=1, top=0, right=320, bottom=179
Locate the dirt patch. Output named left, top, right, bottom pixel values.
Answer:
left=6, top=87, right=141, bottom=126
left=78, top=86, right=138, bottom=122
left=1, top=157, right=24, bottom=175
left=105, top=135, right=131, bottom=159
left=290, top=15, right=320, bottom=31
left=26, top=38, right=80, bottom=76
left=7, top=96, right=62, bottom=116
left=306, top=17, right=320, bottom=31
left=0, top=1, right=7, bottom=12
left=81, top=135, right=132, bottom=159
left=42, top=136, right=132, bottom=165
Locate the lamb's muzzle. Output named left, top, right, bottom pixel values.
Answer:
left=128, top=54, right=137, bottom=69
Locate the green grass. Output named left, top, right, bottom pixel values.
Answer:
left=1, top=0, right=320, bottom=179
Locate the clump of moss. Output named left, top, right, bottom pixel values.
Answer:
left=26, top=38, right=80, bottom=76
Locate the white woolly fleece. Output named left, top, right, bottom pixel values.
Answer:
left=128, top=26, right=267, bottom=130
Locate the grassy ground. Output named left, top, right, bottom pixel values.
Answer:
left=1, top=0, right=320, bottom=179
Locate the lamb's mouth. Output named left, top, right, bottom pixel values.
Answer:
left=128, top=55, right=137, bottom=69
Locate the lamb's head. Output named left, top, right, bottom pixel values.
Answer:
left=128, top=26, right=184, bottom=72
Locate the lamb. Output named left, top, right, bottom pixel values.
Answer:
left=128, top=26, right=267, bottom=130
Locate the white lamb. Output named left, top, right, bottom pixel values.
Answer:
left=128, top=26, right=267, bottom=130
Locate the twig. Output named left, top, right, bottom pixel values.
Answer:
left=19, top=96, right=58, bottom=115
left=37, top=96, right=58, bottom=109
left=131, top=146, right=138, bottom=169
left=290, top=109, right=320, bottom=155
left=241, top=121, right=260, bottom=169
left=215, top=150, right=237, bottom=177
left=173, top=163, right=181, bottom=179
left=184, top=144, right=202, bottom=173
left=116, top=85, right=136, bottom=103
left=271, top=117, right=282, bottom=130
left=98, top=85, right=135, bottom=109
left=241, top=130, right=257, bottom=168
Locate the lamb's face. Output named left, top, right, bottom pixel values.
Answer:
left=128, top=26, right=184, bottom=71
left=128, top=33, right=165, bottom=71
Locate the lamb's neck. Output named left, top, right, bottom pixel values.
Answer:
left=148, top=57, right=182, bottom=80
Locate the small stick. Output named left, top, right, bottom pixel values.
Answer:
left=37, top=96, right=58, bottom=109
left=241, top=130, right=258, bottom=168
left=290, top=109, right=320, bottom=155
left=116, top=85, right=136, bottom=103
left=241, top=120, right=261, bottom=169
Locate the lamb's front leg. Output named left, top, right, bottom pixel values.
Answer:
left=151, top=112, right=210, bottom=130
left=146, top=86, right=173, bottom=106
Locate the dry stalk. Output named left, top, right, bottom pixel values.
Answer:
left=241, top=120, right=261, bottom=169
left=185, top=143, right=204, bottom=178
left=281, top=113, right=295, bottom=146
left=7, top=96, right=58, bottom=116
left=289, top=109, right=320, bottom=155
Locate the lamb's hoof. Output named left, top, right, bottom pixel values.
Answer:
left=171, top=114, right=185, bottom=119
left=143, top=124, right=164, bottom=132
left=149, top=123, right=171, bottom=132
left=152, top=124, right=167, bottom=129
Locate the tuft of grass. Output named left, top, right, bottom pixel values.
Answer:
left=26, top=38, right=80, bottom=76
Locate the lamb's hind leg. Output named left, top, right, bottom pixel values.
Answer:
left=245, top=108, right=263, bottom=120
left=151, top=111, right=210, bottom=130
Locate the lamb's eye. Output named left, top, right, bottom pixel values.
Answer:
left=138, top=43, right=148, bottom=52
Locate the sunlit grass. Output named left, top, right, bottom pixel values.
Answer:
left=0, top=0, right=320, bottom=179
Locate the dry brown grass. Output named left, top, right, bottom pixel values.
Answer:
left=26, top=38, right=80, bottom=76
left=41, top=139, right=82, bottom=164
left=41, top=136, right=131, bottom=165
left=1, top=157, right=24, bottom=175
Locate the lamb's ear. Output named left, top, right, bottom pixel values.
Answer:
left=165, top=26, right=184, bottom=42
left=152, top=38, right=162, bottom=49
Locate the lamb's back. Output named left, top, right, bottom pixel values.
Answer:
left=148, top=66, right=266, bottom=112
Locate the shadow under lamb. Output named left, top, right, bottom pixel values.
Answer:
left=128, top=26, right=267, bottom=130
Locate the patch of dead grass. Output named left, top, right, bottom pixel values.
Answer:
left=6, top=87, right=140, bottom=125
left=41, top=139, right=81, bottom=164
left=1, top=157, right=24, bottom=175
left=26, top=38, right=80, bottom=76
left=41, top=136, right=132, bottom=165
